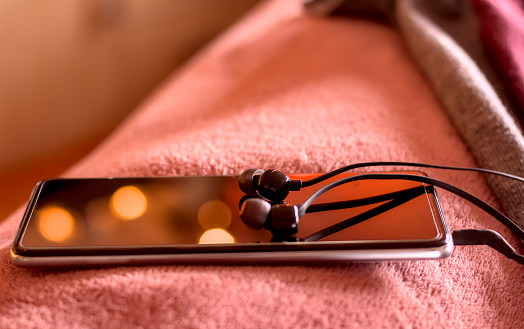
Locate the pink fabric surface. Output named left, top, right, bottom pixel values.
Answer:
left=1, top=0, right=523, bottom=328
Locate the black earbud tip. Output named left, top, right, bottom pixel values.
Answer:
left=239, top=198, right=271, bottom=229
left=270, top=204, right=299, bottom=236
left=238, top=168, right=264, bottom=196
left=258, top=169, right=292, bottom=202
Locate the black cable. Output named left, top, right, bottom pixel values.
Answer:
left=245, top=162, right=524, bottom=264
left=301, top=161, right=524, bottom=188
left=305, top=186, right=426, bottom=213
left=453, top=229, right=524, bottom=265
left=304, top=186, right=426, bottom=242
left=297, top=173, right=524, bottom=242
left=299, top=172, right=524, bottom=264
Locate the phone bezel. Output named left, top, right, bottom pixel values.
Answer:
left=10, top=174, right=453, bottom=267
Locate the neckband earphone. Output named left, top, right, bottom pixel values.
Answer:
left=237, top=161, right=524, bottom=265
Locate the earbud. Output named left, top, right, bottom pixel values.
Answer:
left=236, top=162, right=524, bottom=265
left=238, top=168, right=302, bottom=203
left=239, top=198, right=299, bottom=237
left=239, top=197, right=271, bottom=229
left=238, top=168, right=264, bottom=196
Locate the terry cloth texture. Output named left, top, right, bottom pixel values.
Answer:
left=0, top=0, right=523, bottom=328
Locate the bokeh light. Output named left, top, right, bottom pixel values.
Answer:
left=199, top=228, right=235, bottom=244
left=38, top=206, right=74, bottom=242
left=197, top=199, right=231, bottom=230
left=110, top=185, right=148, bottom=220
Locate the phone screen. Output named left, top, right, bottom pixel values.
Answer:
left=13, top=172, right=449, bottom=260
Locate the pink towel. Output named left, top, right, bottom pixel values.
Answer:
left=1, top=0, right=522, bottom=328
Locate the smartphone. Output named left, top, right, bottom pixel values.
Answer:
left=11, top=172, right=453, bottom=267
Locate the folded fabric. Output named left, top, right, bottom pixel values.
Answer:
left=472, top=0, right=524, bottom=118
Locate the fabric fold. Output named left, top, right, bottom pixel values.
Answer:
left=396, top=0, right=524, bottom=227
left=472, top=0, right=524, bottom=119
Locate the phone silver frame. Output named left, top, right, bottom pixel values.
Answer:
left=11, top=243, right=453, bottom=267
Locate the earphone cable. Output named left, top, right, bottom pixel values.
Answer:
left=297, top=173, right=524, bottom=241
left=304, top=186, right=426, bottom=213
left=301, top=162, right=524, bottom=188
left=304, top=187, right=425, bottom=241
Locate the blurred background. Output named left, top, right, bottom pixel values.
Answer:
left=0, top=0, right=261, bottom=220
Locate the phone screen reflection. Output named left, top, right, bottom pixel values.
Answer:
left=21, top=174, right=442, bottom=248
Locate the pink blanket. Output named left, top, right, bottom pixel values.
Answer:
left=1, top=0, right=522, bottom=327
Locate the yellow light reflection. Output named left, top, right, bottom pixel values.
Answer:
left=110, top=185, right=147, bottom=220
left=199, top=228, right=235, bottom=244
left=197, top=199, right=231, bottom=230
left=38, top=206, right=74, bottom=242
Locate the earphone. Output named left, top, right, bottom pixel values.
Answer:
left=239, top=161, right=524, bottom=202
left=239, top=180, right=427, bottom=241
left=238, top=161, right=524, bottom=263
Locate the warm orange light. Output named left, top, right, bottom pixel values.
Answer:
left=110, top=185, right=147, bottom=220
left=199, top=228, right=235, bottom=244
left=38, top=206, right=74, bottom=242
left=197, top=199, right=231, bottom=230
